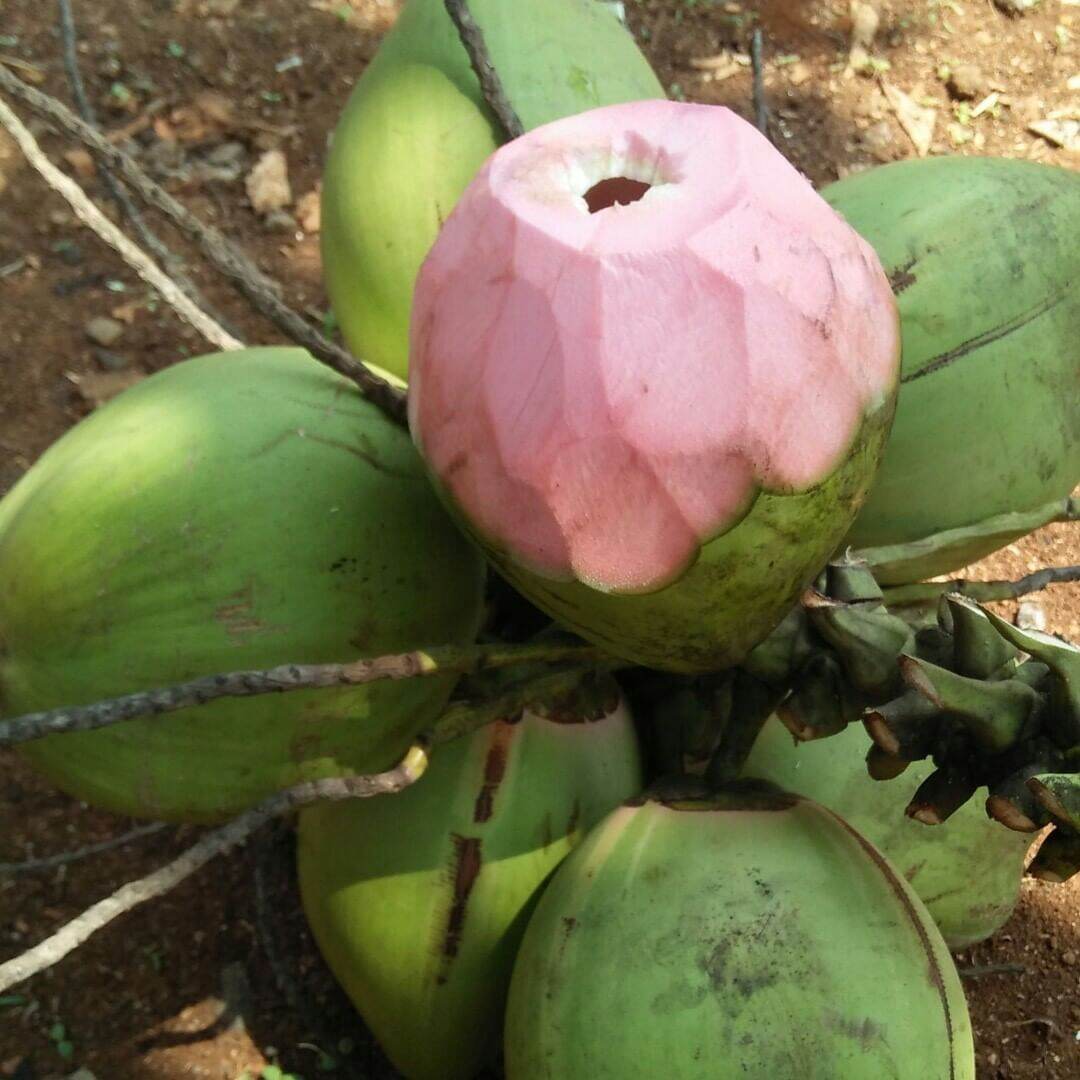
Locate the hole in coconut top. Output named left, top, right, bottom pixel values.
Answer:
left=584, top=176, right=652, bottom=214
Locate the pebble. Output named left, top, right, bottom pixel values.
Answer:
left=1016, top=600, right=1047, bottom=632
left=66, top=1070, right=98, bottom=1080
left=1063, top=950, right=1077, bottom=966
left=262, top=209, right=297, bottom=233
left=993, top=0, right=1036, bottom=13
left=947, top=63, right=986, bottom=101
left=92, top=347, right=128, bottom=371
left=84, top=316, right=124, bottom=348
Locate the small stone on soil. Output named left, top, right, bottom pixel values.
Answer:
left=947, top=64, right=986, bottom=101
left=93, top=347, right=128, bottom=371
left=84, top=315, right=125, bottom=347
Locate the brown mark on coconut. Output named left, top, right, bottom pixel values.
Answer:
left=437, top=834, right=483, bottom=982
left=472, top=721, right=514, bottom=823
left=821, top=806, right=959, bottom=1080
left=214, top=583, right=268, bottom=643
left=887, top=256, right=918, bottom=294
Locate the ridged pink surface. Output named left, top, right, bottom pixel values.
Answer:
left=409, top=101, right=899, bottom=593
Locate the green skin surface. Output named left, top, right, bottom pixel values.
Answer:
left=321, top=0, right=664, bottom=380
left=0, top=348, right=485, bottom=822
left=297, top=705, right=642, bottom=1080
left=505, top=792, right=975, bottom=1080
left=744, top=717, right=1032, bottom=949
left=479, top=398, right=896, bottom=673
left=826, top=157, right=1080, bottom=583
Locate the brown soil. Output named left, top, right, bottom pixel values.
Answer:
left=0, top=0, right=1077, bottom=1077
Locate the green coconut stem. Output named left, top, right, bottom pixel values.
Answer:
left=906, top=767, right=978, bottom=826
left=982, top=613, right=1080, bottom=745
left=986, top=768, right=1051, bottom=833
left=1027, top=827, right=1080, bottom=883
left=0, top=641, right=612, bottom=748
left=1026, top=774, right=1080, bottom=832
left=740, top=608, right=815, bottom=687
left=945, top=596, right=1020, bottom=679
left=444, top=0, right=525, bottom=139
left=705, top=672, right=784, bottom=785
left=0, top=743, right=431, bottom=994
left=824, top=557, right=885, bottom=603
left=862, top=689, right=940, bottom=759
left=898, top=655, right=1040, bottom=753
left=0, top=65, right=408, bottom=426
left=776, top=653, right=859, bottom=741
left=881, top=562, right=1080, bottom=607
left=854, top=498, right=1078, bottom=586
left=866, top=743, right=911, bottom=781
left=803, top=596, right=913, bottom=696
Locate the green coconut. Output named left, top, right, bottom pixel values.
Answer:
left=321, top=0, right=664, bottom=380
left=744, top=716, right=1032, bottom=949
left=505, top=779, right=975, bottom=1079
left=0, top=348, right=485, bottom=822
left=297, top=697, right=642, bottom=1080
left=824, top=157, right=1080, bottom=584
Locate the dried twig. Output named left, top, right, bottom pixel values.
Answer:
left=0, top=67, right=407, bottom=425
left=0, top=640, right=608, bottom=747
left=57, top=0, right=223, bottom=325
left=882, top=564, right=1080, bottom=607
left=750, top=27, right=769, bottom=138
left=444, top=0, right=524, bottom=139
left=0, top=748, right=429, bottom=993
left=0, top=822, right=168, bottom=877
left=0, top=659, right=604, bottom=991
left=0, top=91, right=243, bottom=352
left=957, top=962, right=1027, bottom=979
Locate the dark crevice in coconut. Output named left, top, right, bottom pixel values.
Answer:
left=584, top=177, right=651, bottom=213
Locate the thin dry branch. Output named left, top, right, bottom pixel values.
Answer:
left=0, top=91, right=243, bottom=352
left=0, top=67, right=407, bottom=425
left=0, top=661, right=605, bottom=991
left=0, top=822, right=168, bottom=877
left=750, top=27, right=770, bottom=138
left=0, top=747, right=429, bottom=993
left=0, top=640, right=607, bottom=747
left=57, top=0, right=225, bottom=325
left=882, top=564, right=1080, bottom=607
left=444, top=0, right=524, bottom=139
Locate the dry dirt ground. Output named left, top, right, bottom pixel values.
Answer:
left=0, top=0, right=1078, bottom=1077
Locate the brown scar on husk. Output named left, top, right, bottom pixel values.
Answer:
left=436, top=834, right=483, bottom=983
left=473, top=721, right=515, bottom=823
left=214, top=583, right=269, bottom=644
left=887, top=256, right=918, bottom=294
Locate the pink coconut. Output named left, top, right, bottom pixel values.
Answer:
left=409, top=100, right=900, bottom=671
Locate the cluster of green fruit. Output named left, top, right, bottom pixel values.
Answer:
left=1, top=1, right=1078, bottom=1077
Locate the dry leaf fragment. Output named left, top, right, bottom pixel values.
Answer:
left=245, top=149, right=292, bottom=215
left=881, top=80, right=937, bottom=156
left=66, top=369, right=145, bottom=408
